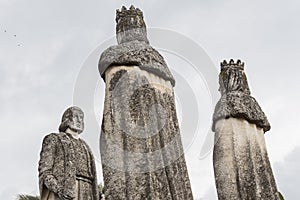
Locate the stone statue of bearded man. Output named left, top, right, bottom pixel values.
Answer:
left=38, top=106, right=99, bottom=200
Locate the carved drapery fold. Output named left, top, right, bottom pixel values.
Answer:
left=100, top=66, right=193, bottom=199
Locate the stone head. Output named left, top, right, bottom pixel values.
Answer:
left=59, top=106, right=84, bottom=134
left=219, top=59, right=250, bottom=95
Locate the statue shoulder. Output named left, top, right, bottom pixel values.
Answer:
left=79, top=139, right=93, bottom=152
left=41, top=133, right=60, bottom=146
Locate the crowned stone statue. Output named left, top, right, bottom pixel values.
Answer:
left=38, top=106, right=99, bottom=200
left=212, top=60, right=280, bottom=199
left=98, top=5, right=193, bottom=200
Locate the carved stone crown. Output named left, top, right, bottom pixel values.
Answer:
left=221, top=59, right=244, bottom=70
left=115, top=5, right=149, bottom=44
left=116, top=5, right=144, bottom=26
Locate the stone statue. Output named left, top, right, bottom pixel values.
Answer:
left=38, top=106, right=99, bottom=200
left=98, top=5, right=193, bottom=200
left=212, top=60, right=280, bottom=199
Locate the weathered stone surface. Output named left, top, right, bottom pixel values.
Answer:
left=213, top=60, right=279, bottom=200
left=38, top=107, right=99, bottom=200
left=99, top=41, right=175, bottom=86
left=98, top=5, right=175, bottom=87
left=212, top=59, right=270, bottom=132
left=99, top=5, right=193, bottom=200
left=116, top=5, right=149, bottom=45
left=213, top=93, right=270, bottom=132
left=101, top=66, right=193, bottom=200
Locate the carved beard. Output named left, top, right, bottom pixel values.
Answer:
left=220, top=68, right=250, bottom=95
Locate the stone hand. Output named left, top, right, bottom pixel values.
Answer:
left=58, top=191, right=74, bottom=200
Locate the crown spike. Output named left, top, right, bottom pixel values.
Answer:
left=121, top=6, right=127, bottom=11
left=116, top=9, right=121, bottom=16
left=220, top=59, right=245, bottom=70
left=221, top=60, right=227, bottom=66
left=130, top=5, right=135, bottom=10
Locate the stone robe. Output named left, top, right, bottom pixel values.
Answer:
left=213, top=118, right=279, bottom=199
left=100, top=65, right=193, bottom=199
left=38, top=132, right=99, bottom=200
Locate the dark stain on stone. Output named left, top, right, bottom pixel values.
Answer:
left=129, top=84, right=164, bottom=127
left=109, top=69, right=127, bottom=91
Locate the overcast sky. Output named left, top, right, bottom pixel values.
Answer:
left=1, top=0, right=300, bottom=199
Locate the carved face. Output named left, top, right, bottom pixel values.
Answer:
left=68, top=109, right=84, bottom=133
left=59, top=106, right=84, bottom=134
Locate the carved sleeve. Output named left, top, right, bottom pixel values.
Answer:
left=38, top=134, right=61, bottom=194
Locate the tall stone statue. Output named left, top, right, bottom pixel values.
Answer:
left=212, top=60, right=280, bottom=199
left=38, top=106, right=99, bottom=200
left=98, top=5, right=193, bottom=200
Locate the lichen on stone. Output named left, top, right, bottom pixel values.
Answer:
left=212, top=59, right=270, bottom=132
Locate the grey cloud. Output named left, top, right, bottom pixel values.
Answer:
left=274, top=147, right=300, bottom=199
left=1, top=0, right=300, bottom=199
